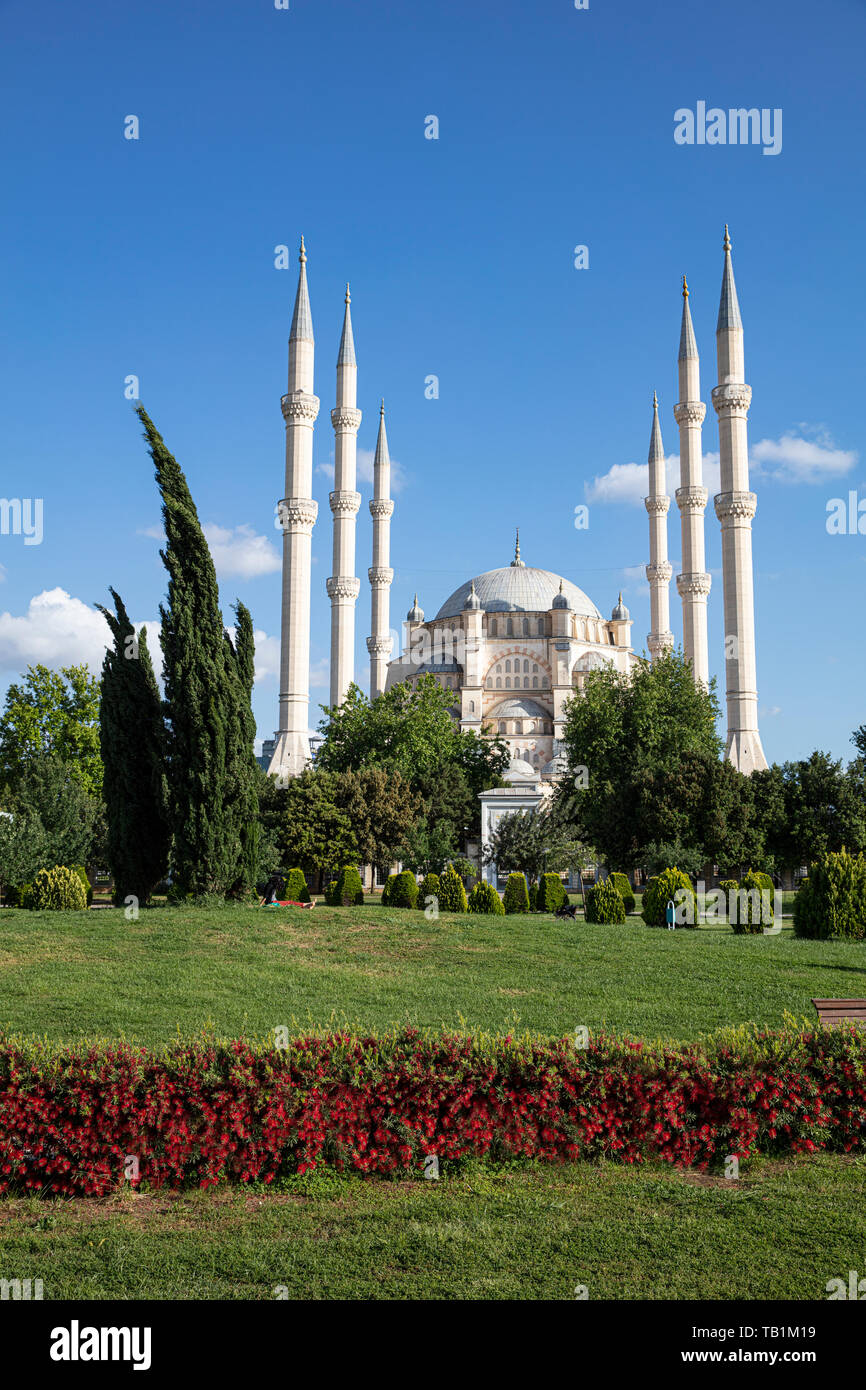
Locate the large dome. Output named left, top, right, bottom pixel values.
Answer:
left=434, top=566, right=600, bottom=620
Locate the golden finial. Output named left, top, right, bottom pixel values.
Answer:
left=723, top=224, right=731, bottom=251
left=682, top=274, right=689, bottom=298
left=299, top=235, right=307, bottom=264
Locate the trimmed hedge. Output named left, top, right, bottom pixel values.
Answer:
left=29, top=866, right=87, bottom=912
left=794, top=849, right=866, bottom=941
left=642, top=868, right=697, bottom=928
left=585, top=879, right=626, bottom=924
left=0, top=1024, right=863, bottom=1194
left=502, top=873, right=530, bottom=914
left=609, top=872, right=635, bottom=916
left=71, top=865, right=94, bottom=907
left=282, top=868, right=311, bottom=903
left=436, top=865, right=468, bottom=913
left=537, top=873, right=566, bottom=913
left=731, top=869, right=772, bottom=935
left=388, top=871, right=419, bottom=909
left=417, top=873, right=440, bottom=913
left=325, top=866, right=364, bottom=907
left=467, top=881, right=505, bottom=915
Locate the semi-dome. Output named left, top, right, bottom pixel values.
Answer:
left=487, top=697, right=551, bottom=721
left=434, top=566, right=600, bottom=620
left=502, top=757, right=538, bottom=784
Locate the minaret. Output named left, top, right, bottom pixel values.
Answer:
left=644, top=392, right=674, bottom=659
left=327, top=285, right=362, bottom=708
left=367, top=401, right=394, bottom=698
left=269, top=236, right=320, bottom=783
left=712, top=227, right=768, bottom=773
left=674, top=275, right=711, bottom=687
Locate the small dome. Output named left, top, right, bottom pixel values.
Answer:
left=612, top=591, right=630, bottom=621
left=503, top=757, right=538, bottom=784
left=407, top=593, right=424, bottom=622
left=463, top=580, right=482, bottom=611
left=552, top=580, right=570, bottom=610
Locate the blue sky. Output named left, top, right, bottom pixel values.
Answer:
left=0, top=0, right=863, bottom=764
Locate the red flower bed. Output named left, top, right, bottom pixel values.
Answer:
left=0, top=1026, right=863, bottom=1195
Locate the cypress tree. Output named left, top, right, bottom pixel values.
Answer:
left=224, top=601, right=260, bottom=898
left=137, top=406, right=236, bottom=896
left=96, top=588, right=170, bottom=905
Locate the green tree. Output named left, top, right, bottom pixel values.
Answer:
left=0, top=664, right=102, bottom=797
left=770, top=752, right=866, bottom=870
left=139, top=406, right=255, bottom=897
left=483, top=806, right=581, bottom=882
left=316, top=677, right=507, bottom=846
left=334, top=766, right=421, bottom=872
left=11, top=755, right=98, bottom=869
left=560, top=649, right=722, bottom=871
left=278, top=769, right=358, bottom=880
left=223, top=602, right=260, bottom=899
left=0, top=810, right=48, bottom=900
left=96, top=589, right=171, bottom=906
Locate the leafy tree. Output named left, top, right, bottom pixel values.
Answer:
left=316, top=677, right=507, bottom=847
left=483, top=806, right=580, bottom=882
left=96, top=589, right=170, bottom=906
left=278, top=769, right=358, bottom=880
left=0, top=664, right=102, bottom=797
left=0, top=810, right=48, bottom=900
left=11, top=755, right=98, bottom=870
left=334, top=767, right=421, bottom=872
left=560, top=650, right=722, bottom=871
left=763, top=752, right=866, bottom=871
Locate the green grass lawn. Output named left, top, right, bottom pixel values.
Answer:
left=0, top=1154, right=861, bottom=1299
left=0, top=902, right=862, bottom=1046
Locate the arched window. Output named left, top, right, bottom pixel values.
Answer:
left=522, top=676, right=528, bottom=688
left=523, top=660, right=529, bottom=673
left=522, top=618, right=529, bottom=636
left=505, top=659, right=511, bottom=673
left=486, top=677, right=492, bottom=688
left=505, top=677, right=511, bottom=688
left=532, top=676, right=538, bottom=689
left=498, top=721, right=506, bottom=734
left=469, top=700, right=475, bottom=713
left=507, top=618, right=514, bottom=636
left=490, top=619, right=497, bottom=637
left=496, top=677, right=501, bottom=689
left=537, top=618, right=544, bottom=635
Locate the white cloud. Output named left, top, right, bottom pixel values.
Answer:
left=586, top=452, right=721, bottom=506
left=751, top=431, right=857, bottom=484
left=138, top=524, right=165, bottom=541
left=0, top=589, right=161, bottom=679
left=202, top=523, right=281, bottom=579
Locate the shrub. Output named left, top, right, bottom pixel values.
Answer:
left=585, top=879, right=626, bottom=924
left=29, top=866, right=87, bottom=912
left=502, top=873, right=530, bottom=914
left=719, top=878, right=739, bottom=896
left=794, top=849, right=866, bottom=941
left=326, top=866, right=364, bottom=907
left=388, top=870, right=419, bottom=909
left=751, top=870, right=774, bottom=896
left=1, top=1025, right=863, bottom=1195
left=609, top=872, right=635, bottom=915
left=467, top=881, right=505, bottom=915
left=6, top=883, right=33, bottom=909
left=282, top=867, right=311, bottom=903
left=324, top=879, right=337, bottom=905
left=417, top=873, right=440, bottom=913
left=528, top=881, right=538, bottom=911
left=537, top=873, right=566, bottom=913
left=71, top=865, right=94, bottom=907
left=436, top=865, right=467, bottom=913
left=642, top=868, right=697, bottom=928
left=730, top=869, right=772, bottom=934
left=380, top=873, right=398, bottom=907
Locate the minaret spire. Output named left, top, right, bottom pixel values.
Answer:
left=711, top=227, right=767, bottom=772
left=367, top=399, right=395, bottom=698
left=511, top=528, right=525, bottom=567
left=269, top=236, right=320, bottom=782
left=645, top=391, right=674, bottom=660
left=674, top=274, right=711, bottom=687
left=327, top=284, right=363, bottom=708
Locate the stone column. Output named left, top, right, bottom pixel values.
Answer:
left=674, top=276, right=711, bottom=687
left=328, top=286, right=362, bottom=709
left=367, top=402, right=394, bottom=698
left=645, top=392, right=674, bottom=659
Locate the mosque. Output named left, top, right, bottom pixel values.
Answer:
left=266, top=230, right=767, bottom=793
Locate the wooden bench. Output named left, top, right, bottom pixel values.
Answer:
left=811, top=998, right=866, bottom=1028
